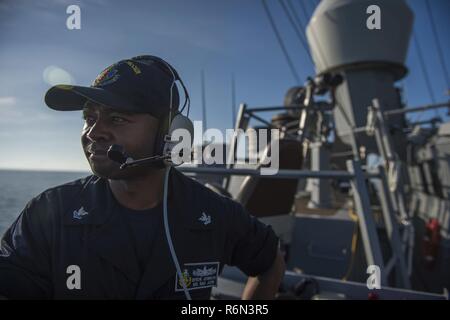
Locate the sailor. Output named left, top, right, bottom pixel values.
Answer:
left=0, top=55, right=285, bottom=299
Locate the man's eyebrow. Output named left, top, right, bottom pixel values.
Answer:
left=108, top=110, right=135, bottom=116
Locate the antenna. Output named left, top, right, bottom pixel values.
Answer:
left=231, top=73, right=236, bottom=128
left=201, top=69, right=207, bottom=133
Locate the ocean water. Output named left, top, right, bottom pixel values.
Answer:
left=0, top=170, right=89, bottom=237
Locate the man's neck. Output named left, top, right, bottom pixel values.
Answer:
left=108, top=169, right=165, bottom=211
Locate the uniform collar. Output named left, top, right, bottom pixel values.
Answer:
left=64, top=169, right=214, bottom=228
left=63, top=175, right=112, bottom=226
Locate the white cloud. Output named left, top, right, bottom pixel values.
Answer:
left=0, top=96, right=17, bottom=108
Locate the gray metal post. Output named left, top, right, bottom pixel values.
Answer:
left=347, top=160, right=387, bottom=286
left=376, top=167, right=411, bottom=289
left=308, top=142, right=332, bottom=208
left=372, top=105, right=400, bottom=216
left=372, top=99, right=410, bottom=220
left=372, top=99, right=395, bottom=161
left=224, top=103, right=249, bottom=189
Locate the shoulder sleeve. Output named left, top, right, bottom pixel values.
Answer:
left=0, top=192, right=54, bottom=299
left=223, top=200, right=279, bottom=277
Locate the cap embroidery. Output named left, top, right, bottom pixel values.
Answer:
left=92, top=65, right=120, bottom=87
left=125, top=61, right=141, bottom=75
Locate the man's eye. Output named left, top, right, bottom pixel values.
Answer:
left=82, top=114, right=96, bottom=124
left=111, top=116, right=128, bottom=124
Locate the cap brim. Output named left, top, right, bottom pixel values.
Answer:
left=44, top=84, right=141, bottom=113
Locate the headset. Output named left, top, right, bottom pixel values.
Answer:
left=107, top=55, right=194, bottom=300
left=108, top=55, right=194, bottom=169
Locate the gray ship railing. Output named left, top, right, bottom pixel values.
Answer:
left=383, top=101, right=450, bottom=116
left=179, top=159, right=405, bottom=289
left=190, top=98, right=445, bottom=292
left=178, top=166, right=379, bottom=180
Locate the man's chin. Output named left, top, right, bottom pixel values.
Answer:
left=88, top=161, right=122, bottom=179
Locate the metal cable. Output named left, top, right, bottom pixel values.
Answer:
left=412, top=32, right=438, bottom=121
left=261, top=0, right=301, bottom=84
left=279, top=0, right=313, bottom=64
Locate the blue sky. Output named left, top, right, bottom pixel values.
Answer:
left=0, top=0, right=449, bottom=172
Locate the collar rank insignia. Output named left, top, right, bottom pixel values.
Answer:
left=198, top=212, right=211, bottom=225
left=73, top=207, right=89, bottom=220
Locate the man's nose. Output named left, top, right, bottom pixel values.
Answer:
left=85, top=119, right=111, bottom=142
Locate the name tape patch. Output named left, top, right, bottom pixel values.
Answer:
left=175, top=262, right=219, bottom=292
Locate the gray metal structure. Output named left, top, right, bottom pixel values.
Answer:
left=179, top=0, right=450, bottom=299
left=306, top=0, right=413, bottom=154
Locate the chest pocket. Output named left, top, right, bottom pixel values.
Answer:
left=181, top=222, right=218, bottom=261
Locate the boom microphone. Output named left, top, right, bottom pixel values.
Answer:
left=107, top=144, right=129, bottom=165
left=107, top=144, right=167, bottom=169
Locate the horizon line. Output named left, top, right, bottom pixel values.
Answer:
left=0, top=167, right=90, bottom=174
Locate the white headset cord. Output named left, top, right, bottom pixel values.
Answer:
left=162, top=166, right=192, bottom=300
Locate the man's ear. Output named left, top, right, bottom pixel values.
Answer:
left=149, top=114, right=161, bottom=128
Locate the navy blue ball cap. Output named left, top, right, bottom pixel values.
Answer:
left=44, top=56, right=180, bottom=119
